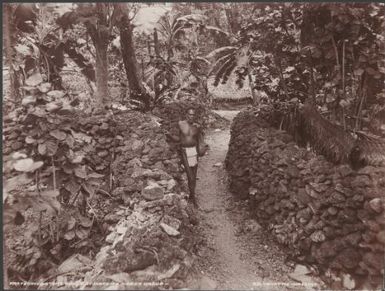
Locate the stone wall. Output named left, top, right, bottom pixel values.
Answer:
left=226, top=109, right=384, bottom=289
left=87, top=110, right=198, bottom=289
left=225, top=108, right=271, bottom=199
left=3, top=107, right=198, bottom=288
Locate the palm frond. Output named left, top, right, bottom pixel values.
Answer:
left=157, top=21, right=171, bottom=38
left=170, top=13, right=183, bottom=29
left=206, top=46, right=238, bottom=59
left=214, top=58, right=236, bottom=87
left=194, top=56, right=211, bottom=65
left=299, top=101, right=355, bottom=164
left=221, top=62, right=237, bottom=84
left=159, top=13, right=172, bottom=33
left=208, top=52, right=236, bottom=76
left=176, top=14, right=208, bottom=24
left=205, top=25, right=229, bottom=37
left=157, top=28, right=169, bottom=39
left=172, top=26, right=187, bottom=40
left=350, top=132, right=385, bottom=168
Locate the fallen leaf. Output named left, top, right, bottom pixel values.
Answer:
left=64, top=179, right=81, bottom=195
left=74, top=166, right=87, bottom=179
left=58, top=103, right=74, bottom=115
left=28, top=161, right=44, bottom=172
left=78, top=215, right=93, bottom=228
left=13, top=158, right=34, bottom=172
left=25, top=136, right=36, bottom=144
left=47, top=90, right=65, bottom=99
left=70, top=130, right=92, bottom=144
left=50, top=129, right=67, bottom=141
left=45, top=139, right=58, bottom=156
left=71, top=154, right=84, bottom=164
left=65, top=134, right=75, bottom=148
left=75, top=227, right=90, bottom=240
left=46, top=102, right=61, bottom=112
left=31, top=107, right=46, bottom=118
left=25, top=73, right=43, bottom=86
left=4, top=174, right=33, bottom=194
left=11, top=152, right=28, bottom=159
left=37, top=82, right=51, bottom=93
left=22, top=95, right=36, bottom=106
left=64, top=230, right=75, bottom=240
left=38, top=143, right=47, bottom=155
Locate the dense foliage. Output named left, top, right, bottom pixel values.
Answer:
left=3, top=2, right=384, bottom=284
left=208, top=3, right=385, bottom=131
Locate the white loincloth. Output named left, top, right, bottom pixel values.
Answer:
left=185, top=147, right=198, bottom=167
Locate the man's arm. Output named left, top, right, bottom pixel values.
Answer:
left=165, top=123, right=182, bottom=142
left=192, top=122, right=202, bottom=130
left=165, top=131, right=180, bottom=142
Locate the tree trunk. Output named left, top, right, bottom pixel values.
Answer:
left=153, top=28, right=160, bottom=57
left=85, top=22, right=109, bottom=107
left=82, top=4, right=110, bottom=108
left=3, top=4, right=20, bottom=105
left=94, top=40, right=109, bottom=107
left=224, top=5, right=241, bottom=34
left=118, top=14, right=150, bottom=110
left=247, top=69, right=258, bottom=104
left=300, top=6, right=313, bottom=46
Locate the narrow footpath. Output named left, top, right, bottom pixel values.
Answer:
left=185, top=110, right=305, bottom=290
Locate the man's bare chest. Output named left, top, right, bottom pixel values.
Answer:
left=178, top=120, right=198, bottom=137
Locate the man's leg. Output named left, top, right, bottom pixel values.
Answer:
left=189, top=165, right=198, bottom=204
left=179, top=148, right=196, bottom=203
left=191, top=165, right=198, bottom=193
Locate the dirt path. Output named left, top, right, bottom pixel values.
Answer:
left=186, top=110, right=297, bottom=290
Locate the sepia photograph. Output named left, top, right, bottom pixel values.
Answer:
left=2, top=2, right=385, bottom=290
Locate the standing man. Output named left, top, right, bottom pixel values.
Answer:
left=166, top=107, right=207, bottom=206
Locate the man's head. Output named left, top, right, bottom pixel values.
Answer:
left=186, top=108, right=196, bottom=122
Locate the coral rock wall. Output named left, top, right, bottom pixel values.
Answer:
left=85, top=109, right=198, bottom=288
left=226, top=109, right=385, bottom=289
left=3, top=107, right=198, bottom=288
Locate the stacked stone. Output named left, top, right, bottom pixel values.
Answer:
left=3, top=110, right=118, bottom=175
left=2, top=108, right=188, bottom=208
left=225, top=108, right=271, bottom=199
left=227, top=110, right=385, bottom=289
left=78, top=113, right=120, bottom=172
left=87, top=109, right=197, bottom=288
left=110, top=110, right=183, bottom=199
left=4, top=107, right=196, bottom=287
